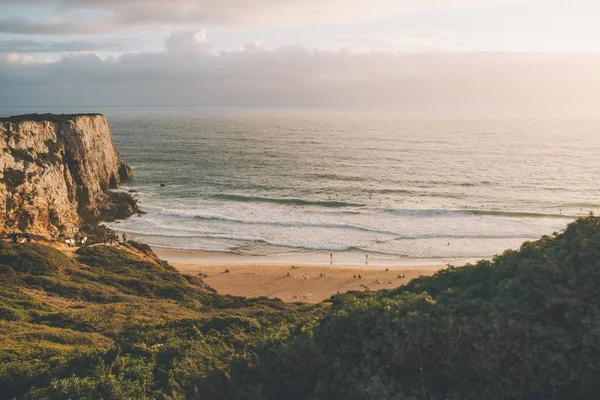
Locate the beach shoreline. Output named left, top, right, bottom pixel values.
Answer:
left=152, top=246, right=478, bottom=268
left=153, top=247, right=472, bottom=303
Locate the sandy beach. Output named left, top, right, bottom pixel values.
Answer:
left=153, top=248, right=458, bottom=303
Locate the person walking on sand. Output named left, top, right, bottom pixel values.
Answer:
left=330, top=253, right=333, bottom=266
left=365, top=253, right=368, bottom=266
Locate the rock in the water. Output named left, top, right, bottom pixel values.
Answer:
left=0, top=113, right=137, bottom=237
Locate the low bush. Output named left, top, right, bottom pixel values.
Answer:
left=0, top=243, right=75, bottom=275
left=5, top=218, right=600, bottom=399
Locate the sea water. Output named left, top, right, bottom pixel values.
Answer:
left=98, top=108, right=600, bottom=261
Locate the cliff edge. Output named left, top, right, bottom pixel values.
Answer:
left=0, top=113, right=136, bottom=237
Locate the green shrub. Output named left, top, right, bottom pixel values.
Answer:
left=0, top=264, right=18, bottom=283
left=0, top=305, right=27, bottom=321
left=0, top=243, right=76, bottom=275
left=214, top=217, right=600, bottom=399
left=7, top=218, right=600, bottom=399
left=75, top=246, right=212, bottom=302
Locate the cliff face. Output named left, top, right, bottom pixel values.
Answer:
left=0, top=113, right=135, bottom=237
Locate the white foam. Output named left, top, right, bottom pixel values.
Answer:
left=107, top=199, right=570, bottom=258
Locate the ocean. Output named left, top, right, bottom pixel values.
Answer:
left=92, top=108, right=599, bottom=261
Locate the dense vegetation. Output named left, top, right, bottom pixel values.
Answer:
left=0, top=241, right=324, bottom=399
left=2, top=217, right=600, bottom=399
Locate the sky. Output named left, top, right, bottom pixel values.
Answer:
left=1, top=0, right=600, bottom=114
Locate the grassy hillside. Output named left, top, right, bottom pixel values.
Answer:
left=2, top=217, right=600, bottom=399
left=220, top=216, right=600, bottom=399
left=0, top=241, right=324, bottom=399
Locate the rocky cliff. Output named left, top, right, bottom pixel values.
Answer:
left=0, top=113, right=136, bottom=237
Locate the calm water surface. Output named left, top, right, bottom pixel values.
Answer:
left=93, top=109, right=600, bottom=260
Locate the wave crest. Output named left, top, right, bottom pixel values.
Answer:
left=212, top=194, right=365, bottom=208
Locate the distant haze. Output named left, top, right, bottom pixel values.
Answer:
left=1, top=0, right=600, bottom=115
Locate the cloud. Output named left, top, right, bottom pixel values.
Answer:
left=0, top=53, right=49, bottom=65
left=1, top=30, right=599, bottom=115
left=0, top=0, right=509, bottom=34
left=0, top=16, right=110, bottom=35
left=0, top=39, right=125, bottom=53
left=336, top=31, right=463, bottom=52
left=165, top=30, right=211, bottom=54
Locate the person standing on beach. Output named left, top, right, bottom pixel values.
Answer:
left=365, top=253, right=368, bottom=266
left=330, top=253, right=333, bottom=266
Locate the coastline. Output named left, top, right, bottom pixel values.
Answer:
left=152, top=246, right=479, bottom=268
left=153, top=247, right=476, bottom=303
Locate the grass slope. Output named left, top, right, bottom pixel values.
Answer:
left=2, top=217, right=600, bottom=399
left=221, top=216, right=600, bottom=400
left=0, top=242, right=324, bottom=399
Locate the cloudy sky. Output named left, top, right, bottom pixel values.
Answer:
left=1, top=0, right=599, bottom=114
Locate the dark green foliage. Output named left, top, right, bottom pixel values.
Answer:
left=4, top=217, right=600, bottom=399
left=76, top=245, right=171, bottom=274
left=126, top=240, right=154, bottom=255
left=0, top=287, right=54, bottom=322
left=0, top=264, right=18, bottom=283
left=0, top=241, right=323, bottom=399
left=0, top=323, right=113, bottom=400
left=0, top=305, right=27, bottom=321
left=24, top=274, right=126, bottom=303
left=0, top=113, right=102, bottom=123
left=220, top=217, right=600, bottom=399
left=75, top=245, right=211, bottom=302
left=0, top=242, right=76, bottom=274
